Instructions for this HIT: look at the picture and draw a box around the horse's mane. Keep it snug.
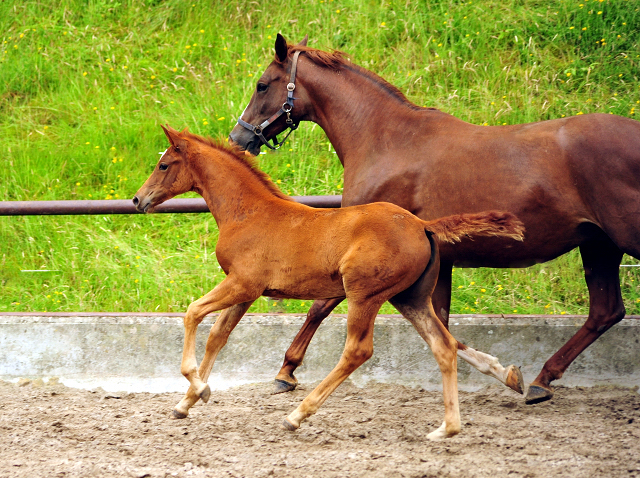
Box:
[178,130,294,202]
[282,44,426,111]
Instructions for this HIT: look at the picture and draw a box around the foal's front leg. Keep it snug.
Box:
[173,301,254,418]
[177,278,257,411]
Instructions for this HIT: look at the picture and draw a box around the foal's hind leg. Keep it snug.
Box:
[425,261,524,394]
[173,301,253,418]
[456,345,524,394]
[391,299,461,440]
[282,299,379,430]
[526,240,625,404]
[274,297,345,394]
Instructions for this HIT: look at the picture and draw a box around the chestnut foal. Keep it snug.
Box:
[133,126,524,439]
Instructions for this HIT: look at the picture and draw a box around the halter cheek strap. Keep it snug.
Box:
[236,50,302,150]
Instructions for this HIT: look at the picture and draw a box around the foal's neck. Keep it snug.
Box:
[192,148,288,229]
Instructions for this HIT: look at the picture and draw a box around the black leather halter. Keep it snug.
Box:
[236,51,302,150]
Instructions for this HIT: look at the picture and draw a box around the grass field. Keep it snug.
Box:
[1,0,639,315]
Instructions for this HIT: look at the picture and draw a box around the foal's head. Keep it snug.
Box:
[229,34,345,155]
[133,125,196,213]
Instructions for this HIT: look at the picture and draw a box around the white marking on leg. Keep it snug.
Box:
[457,347,509,384]
[427,421,449,441]
[285,408,306,429]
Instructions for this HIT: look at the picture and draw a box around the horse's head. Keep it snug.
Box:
[133,125,196,213]
[229,34,310,155]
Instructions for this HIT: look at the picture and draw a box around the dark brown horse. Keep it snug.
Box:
[133,125,524,438]
[229,34,640,404]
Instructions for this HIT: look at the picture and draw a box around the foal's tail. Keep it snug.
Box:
[421,211,525,244]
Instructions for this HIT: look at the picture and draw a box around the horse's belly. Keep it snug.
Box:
[440,237,579,268]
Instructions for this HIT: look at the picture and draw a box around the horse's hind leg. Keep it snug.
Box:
[526,240,625,404]
[274,297,345,394]
[391,298,461,440]
[173,301,253,418]
[282,299,378,430]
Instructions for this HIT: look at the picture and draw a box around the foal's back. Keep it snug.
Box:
[252,201,433,302]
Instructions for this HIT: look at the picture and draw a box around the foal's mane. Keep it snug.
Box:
[282,44,426,111]
[180,131,293,202]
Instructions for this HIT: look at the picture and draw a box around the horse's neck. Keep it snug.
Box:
[193,153,279,229]
[301,62,429,163]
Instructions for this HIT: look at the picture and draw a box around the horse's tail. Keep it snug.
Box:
[420,211,525,244]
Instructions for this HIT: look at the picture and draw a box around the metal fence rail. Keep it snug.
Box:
[0,195,342,216]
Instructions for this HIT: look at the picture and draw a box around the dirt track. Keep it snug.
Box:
[1,379,639,478]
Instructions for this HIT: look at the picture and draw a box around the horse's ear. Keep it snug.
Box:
[161,124,178,147]
[275,33,288,63]
[298,34,308,47]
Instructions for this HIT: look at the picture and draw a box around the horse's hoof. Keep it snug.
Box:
[172,409,188,419]
[272,379,297,395]
[198,384,211,403]
[525,384,554,404]
[505,365,524,395]
[281,418,298,431]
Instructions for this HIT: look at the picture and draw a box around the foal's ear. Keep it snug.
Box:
[275,33,288,63]
[298,34,308,47]
[161,124,179,148]
[161,124,188,152]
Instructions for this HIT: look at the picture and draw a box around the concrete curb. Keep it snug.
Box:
[1,314,638,393]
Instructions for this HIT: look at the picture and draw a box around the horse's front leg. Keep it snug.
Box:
[434,262,523,394]
[176,278,257,414]
[282,299,379,430]
[173,300,254,418]
[274,297,345,394]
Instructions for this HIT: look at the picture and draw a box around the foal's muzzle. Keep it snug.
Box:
[132,195,153,213]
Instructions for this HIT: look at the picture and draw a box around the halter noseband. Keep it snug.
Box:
[236,51,302,150]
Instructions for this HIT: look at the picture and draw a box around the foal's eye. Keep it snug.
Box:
[159,163,168,171]
[257,83,268,93]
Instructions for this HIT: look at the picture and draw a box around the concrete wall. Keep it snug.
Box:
[0,313,638,393]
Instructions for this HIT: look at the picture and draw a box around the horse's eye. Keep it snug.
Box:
[257,83,268,93]
[159,163,168,171]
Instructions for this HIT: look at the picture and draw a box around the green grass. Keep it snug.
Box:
[1,0,639,315]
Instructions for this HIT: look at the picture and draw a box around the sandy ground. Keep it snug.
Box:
[1,378,639,478]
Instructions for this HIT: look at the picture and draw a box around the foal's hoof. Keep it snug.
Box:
[525,384,554,404]
[272,379,297,395]
[426,421,459,441]
[198,384,211,403]
[172,409,188,419]
[281,418,299,431]
[505,365,524,395]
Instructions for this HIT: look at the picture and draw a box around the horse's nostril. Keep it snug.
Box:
[132,196,139,206]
